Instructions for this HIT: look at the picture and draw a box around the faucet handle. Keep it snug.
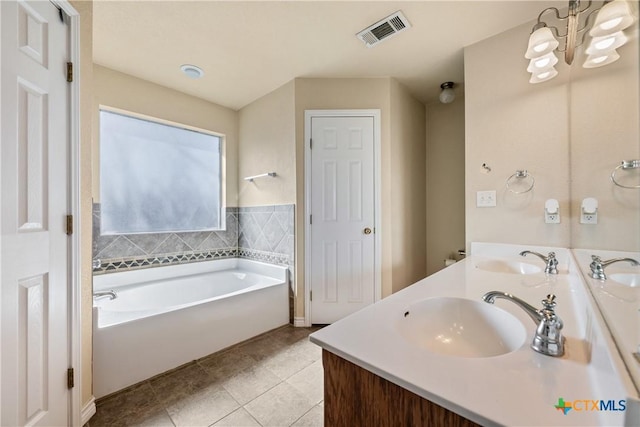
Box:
[546,253,558,273]
[541,294,557,310]
[534,294,564,355]
[541,295,559,322]
[590,255,603,272]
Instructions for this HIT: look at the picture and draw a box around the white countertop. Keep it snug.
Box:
[310,243,638,426]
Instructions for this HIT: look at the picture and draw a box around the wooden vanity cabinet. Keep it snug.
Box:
[322,350,481,427]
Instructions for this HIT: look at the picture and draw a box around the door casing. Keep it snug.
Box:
[304,109,382,327]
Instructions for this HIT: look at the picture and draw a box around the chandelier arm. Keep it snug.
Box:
[546,25,566,39]
[578,4,604,33]
[537,7,569,23]
[536,1,599,38]
[578,0,593,14]
[576,30,590,48]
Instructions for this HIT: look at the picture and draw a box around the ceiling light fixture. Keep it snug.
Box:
[439,82,455,104]
[525,0,636,84]
[180,64,204,79]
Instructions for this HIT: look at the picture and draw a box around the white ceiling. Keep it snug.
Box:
[93,1,561,110]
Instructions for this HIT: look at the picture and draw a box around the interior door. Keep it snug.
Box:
[1,1,71,425]
[310,115,376,324]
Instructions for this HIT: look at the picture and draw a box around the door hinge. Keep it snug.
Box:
[66,215,73,235]
[66,62,73,82]
[309,215,312,225]
[310,138,312,149]
[310,290,313,301]
[67,368,74,389]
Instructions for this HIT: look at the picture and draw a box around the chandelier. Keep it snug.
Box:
[525,0,636,83]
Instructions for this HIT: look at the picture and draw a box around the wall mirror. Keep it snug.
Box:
[568,21,640,393]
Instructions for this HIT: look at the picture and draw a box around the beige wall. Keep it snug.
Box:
[390,80,427,292]
[71,0,94,409]
[569,30,640,251]
[464,22,572,251]
[294,78,393,318]
[92,65,239,206]
[426,97,465,276]
[238,81,295,206]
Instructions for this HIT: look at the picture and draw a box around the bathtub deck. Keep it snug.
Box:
[87,325,324,427]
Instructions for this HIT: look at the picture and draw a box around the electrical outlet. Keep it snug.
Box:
[545,213,560,224]
[581,212,598,224]
[476,190,497,207]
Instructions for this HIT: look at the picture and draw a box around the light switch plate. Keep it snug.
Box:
[477,190,497,207]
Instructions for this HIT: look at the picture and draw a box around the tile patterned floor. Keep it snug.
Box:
[87,326,324,427]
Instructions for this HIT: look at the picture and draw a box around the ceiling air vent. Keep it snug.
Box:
[356,11,411,48]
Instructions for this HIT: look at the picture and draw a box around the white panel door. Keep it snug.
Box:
[310,116,375,324]
[1,1,70,425]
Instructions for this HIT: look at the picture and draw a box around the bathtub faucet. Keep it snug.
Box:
[93,290,117,300]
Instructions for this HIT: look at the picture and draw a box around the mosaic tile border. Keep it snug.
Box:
[238,248,291,267]
[93,248,238,275]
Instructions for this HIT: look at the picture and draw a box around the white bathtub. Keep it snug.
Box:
[92,258,289,398]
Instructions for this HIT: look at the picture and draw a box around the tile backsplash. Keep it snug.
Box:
[92,204,294,274]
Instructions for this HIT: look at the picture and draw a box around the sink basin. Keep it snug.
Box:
[475,259,542,275]
[398,297,526,358]
[609,273,640,288]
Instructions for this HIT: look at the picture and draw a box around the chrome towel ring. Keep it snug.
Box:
[611,160,640,189]
[506,170,535,194]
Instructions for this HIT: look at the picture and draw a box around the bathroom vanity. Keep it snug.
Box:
[310,243,640,426]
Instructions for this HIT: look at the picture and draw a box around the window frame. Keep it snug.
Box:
[98,105,226,235]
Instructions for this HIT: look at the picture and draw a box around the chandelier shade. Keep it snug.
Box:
[585,31,628,55]
[589,0,635,37]
[527,52,559,73]
[529,68,559,84]
[525,27,560,59]
[583,50,621,68]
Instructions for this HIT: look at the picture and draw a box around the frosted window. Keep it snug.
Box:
[100,110,222,234]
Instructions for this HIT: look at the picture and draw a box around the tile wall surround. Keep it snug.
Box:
[237,205,296,323]
[92,204,295,277]
[238,205,294,268]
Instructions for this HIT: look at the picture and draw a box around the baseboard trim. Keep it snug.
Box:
[81,396,96,425]
[293,317,307,327]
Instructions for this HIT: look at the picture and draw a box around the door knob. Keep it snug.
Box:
[363,227,372,235]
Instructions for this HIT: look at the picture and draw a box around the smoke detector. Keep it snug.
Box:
[356,11,411,48]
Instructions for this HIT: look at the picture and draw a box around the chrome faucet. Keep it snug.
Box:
[483,291,564,357]
[589,255,640,280]
[93,290,117,300]
[519,251,558,274]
